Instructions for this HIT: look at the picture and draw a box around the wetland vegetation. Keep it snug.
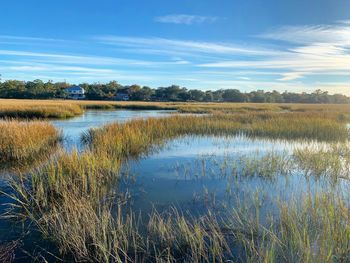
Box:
[0,120,61,166]
[0,100,350,262]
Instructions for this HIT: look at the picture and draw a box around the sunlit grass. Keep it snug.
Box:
[0,100,83,119]
[0,120,61,166]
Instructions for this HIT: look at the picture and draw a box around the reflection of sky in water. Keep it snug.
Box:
[150,135,320,159]
[122,135,349,217]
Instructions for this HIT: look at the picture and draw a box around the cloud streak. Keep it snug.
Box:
[200,21,350,83]
[95,35,280,56]
[154,14,218,25]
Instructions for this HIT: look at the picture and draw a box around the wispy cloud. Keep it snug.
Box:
[258,21,350,46]
[278,72,304,81]
[95,35,280,56]
[0,49,190,67]
[0,35,68,43]
[200,21,350,83]
[154,14,218,25]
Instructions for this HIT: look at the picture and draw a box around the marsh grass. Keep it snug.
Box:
[2,150,122,261]
[2,100,350,262]
[231,151,291,180]
[4,147,350,262]
[0,240,19,263]
[222,191,350,263]
[0,120,61,166]
[0,100,83,119]
[7,166,350,263]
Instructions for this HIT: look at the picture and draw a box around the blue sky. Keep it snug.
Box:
[1,0,350,94]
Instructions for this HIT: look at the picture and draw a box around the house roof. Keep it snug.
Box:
[65,85,84,92]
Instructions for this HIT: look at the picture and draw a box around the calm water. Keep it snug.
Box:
[0,110,349,261]
[119,136,348,218]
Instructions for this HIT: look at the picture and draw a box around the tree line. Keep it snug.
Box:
[0,79,349,104]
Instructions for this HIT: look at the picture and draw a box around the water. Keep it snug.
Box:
[0,110,349,261]
[119,135,346,218]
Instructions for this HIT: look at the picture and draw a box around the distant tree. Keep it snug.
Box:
[0,79,349,104]
[178,89,191,101]
[212,90,224,101]
[203,91,214,102]
[222,89,246,102]
[0,80,26,98]
[189,89,204,101]
[131,86,154,100]
[250,90,266,103]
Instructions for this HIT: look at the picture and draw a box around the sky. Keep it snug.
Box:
[1,0,350,94]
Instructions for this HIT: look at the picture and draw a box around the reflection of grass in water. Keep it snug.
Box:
[173,150,291,182]
[294,143,350,181]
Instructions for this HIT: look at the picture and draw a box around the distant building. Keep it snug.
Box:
[65,85,85,99]
[116,93,130,101]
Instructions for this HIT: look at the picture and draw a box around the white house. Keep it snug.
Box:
[65,85,85,99]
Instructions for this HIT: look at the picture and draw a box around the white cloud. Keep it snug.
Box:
[278,72,304,81]
[0,49,191,67]
[0,35,68,43]
[95,35,280,56]
[154,14,218,25]
[259,22,350,46]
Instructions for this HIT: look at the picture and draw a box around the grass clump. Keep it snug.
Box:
[0,120,61,166]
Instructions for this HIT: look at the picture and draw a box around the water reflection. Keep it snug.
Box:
[119,135,349,218]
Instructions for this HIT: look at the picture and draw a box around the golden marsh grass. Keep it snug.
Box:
[0,120,61,165]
